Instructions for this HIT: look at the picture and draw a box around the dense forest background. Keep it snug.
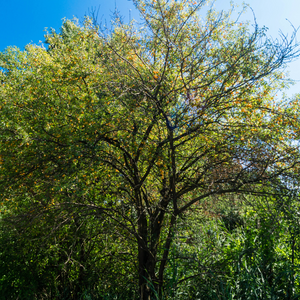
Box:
[2,191,300,299]
[1,0,300,299]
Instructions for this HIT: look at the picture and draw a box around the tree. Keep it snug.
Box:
[1,0,300,298]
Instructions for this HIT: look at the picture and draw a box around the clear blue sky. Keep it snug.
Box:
[1,0,299,96]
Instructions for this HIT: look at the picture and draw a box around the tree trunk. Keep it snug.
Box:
[137,208,176,299]
[138,246,157,300]
[138,211,160,300]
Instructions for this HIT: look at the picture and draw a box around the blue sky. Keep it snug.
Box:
[1,0,299,96]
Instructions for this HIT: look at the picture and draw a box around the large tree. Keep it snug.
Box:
[1,0,300,298]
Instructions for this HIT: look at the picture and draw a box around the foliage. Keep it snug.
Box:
[0,0,300,298]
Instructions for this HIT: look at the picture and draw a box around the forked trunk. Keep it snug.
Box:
[138,211,159,300]
[138,210,176,299]
[138,245,158,300]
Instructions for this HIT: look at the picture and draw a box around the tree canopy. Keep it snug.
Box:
[1,0,300,298]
